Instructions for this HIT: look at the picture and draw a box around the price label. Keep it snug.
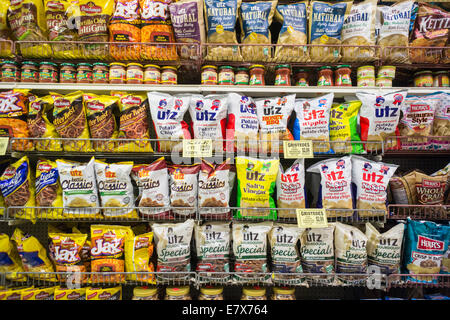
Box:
[183,139,213,158]
[283,140,313,159]
[296,208,328,229]
[0,137,9,155]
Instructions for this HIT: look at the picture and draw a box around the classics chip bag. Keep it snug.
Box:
[35,159,64,220]
[329,100,363,154]
[0,233,26,281]
[276,159,306,218]
[125,231,155,284]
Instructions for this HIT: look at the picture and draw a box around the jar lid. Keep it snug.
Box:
[249,64,265,70]
[414,70,432,76]
[40,61,58,67]
[219,65,234,70]
[133,286,158,297]
[127,63,144,68]
[273,287,295,295]
[294,68,308,73]
[376,77,392,81]
[77,62,92,67]
[357,65,375,70]
[318,66,332,71]
[162,66,178,71]
[242,287,266,297]
[200,287,223,296]
[379,65,395,69]
[110,62,127,67]
[202,65,218,70]
[336,64,351,69]
[93,62,109,67]
[60,63,76,67]
[22,61,39,66]
[434,71,448,75]
[2,60,17,65]
[275,64,291,70]
[236,67,249,71]
[166,287,189,296]
[144,64,160,69]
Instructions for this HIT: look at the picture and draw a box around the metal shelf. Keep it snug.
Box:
[388,205,449,221]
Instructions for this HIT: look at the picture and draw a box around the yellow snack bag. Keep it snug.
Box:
[54,287,86,300]
[330,101,364,154]
[0,1,13,57]
[0,286,33,300]
[22,286,57,300]
[36,159,64,220]
[86,286,122,300]
[0,233,26,281]
[125,231,155,284]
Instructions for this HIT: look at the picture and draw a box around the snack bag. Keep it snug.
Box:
[56,157,102,219]
[125,231,155,284]
[307,157,353,217]
[366,222,404,275]
[225,93,259,152]
[90,225,133,283]
[351,156,398,217]
[54,287,86,300]
[0,89,29,117]
[0,118,33,152]
[84,93,119,152]
[86,286,122,300]
[235,156,279,219]
[0,287,33,300]
[0,2,12,57]
[22,286,57,300]
[415,171,447,205]
[36,159,64,220]
[168,163,200,217]
[356,90,408,152]
[239,0,277,61]
[131,157,171,218]
[94,160,137,219]
[274,1,309,62]
[293,93,334,153]
[341,0,376,62]
[329,101,363,154]
[0,233,26,281]
[308,1,352,62]
[276,159,306,218]
[0,156,36,222]
[427,93,450,150]
[389,171,416,205]
[147,92,191,152]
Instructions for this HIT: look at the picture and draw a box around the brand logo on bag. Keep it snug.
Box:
[80,2,102,14]
[423,179,441,188]
[70,169,82,177]
[54,99,71,108]
[87,101,105,111]
[410,104,431,112]
[239,97,256,114]
[417,235,444,251]
[418,16,450,33]
[47,1,65,10]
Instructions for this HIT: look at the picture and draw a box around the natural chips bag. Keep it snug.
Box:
[276,159,306,218]
[235,156,279,219]
[125,231,155,284]
[35,159,64,220]
[0,233,26,281]
[329,100,363,154]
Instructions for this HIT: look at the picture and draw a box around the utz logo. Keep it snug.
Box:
[195,100,204,111]
[173,168,184,180]
[158,99,167,110]
[318,99,327,108]
[393,94,403,105]
[211,99,220,111]
[379,165,390,175]
[80,1,102,14]
[246,162,255,171]
[321,164,329,173]
[375,96,385,107]
[336,160,345,169]
[196,100,217,121]
[374,103,399,118]
[174,99,182,110]
[417,235,444,251]
[240,97,256,114]
[363,162,372,171]
[291,162,301,172]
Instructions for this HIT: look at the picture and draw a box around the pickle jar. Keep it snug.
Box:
[274,64,291,86]
[132,287,159,300]
[249,65,265,86]
[201,65,218,85]
[60,63,76,83]
[1,60,19,82]
[92,62,109,84]
[21,61,39,83]
[198,287,224,300]
[165,287,191,300]
[161,66,178,85]
[76,63,93,83]
[241,287,267,300]
[235,67,249,85]
[271,287,296,300]
[218,66,234,85]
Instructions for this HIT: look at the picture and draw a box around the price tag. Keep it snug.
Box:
[183,139,213,158]
[296,208,328,228]
[0,137,9,155]
[283,140,313,159]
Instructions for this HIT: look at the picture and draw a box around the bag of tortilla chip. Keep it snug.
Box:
[0,233,26,281]
[125,231,155,284]
[36,159,64,220]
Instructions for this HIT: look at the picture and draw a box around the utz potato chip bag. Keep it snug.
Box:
[35,159,64,219]
[330,101,363,154]
[125,232,155,284]
[22,286,57,300]
[276,159,306,218]
[168,163,200,217]
[54,287,86,300]
[86,286,122,300]
[0,233,26,281]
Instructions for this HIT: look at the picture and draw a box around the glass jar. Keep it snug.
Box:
[76,63,93,83]
[271,287,296,300]
[377,66,396,79]
[127,63,144,84]
[317,66,333,86]
[39,62,58,83]
[1,60,19,82]
[164,287,191,300]
[335,65,352,86]
[433,71,449,87]
[161,66,178,85]
[198,287,224,300]
[235,67,249,85]
[357,76,375,87]
[274,64,291,86]
[376,77,392,87]
[414,71,433,87]
[132,287,158,300]
[21,61,39,83]
[144,64,161,84]
[218,66,234,85]
[241,287,267,300]
[59,63,76,83]
[92,62,109,84]
[201,65,218,85]
[249,65,265,86]
[109,62,127,84]
[293,69,309,86]
[357,66,375,79]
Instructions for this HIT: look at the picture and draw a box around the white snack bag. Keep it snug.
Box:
[168,163,200,217]
[276,159,306,218]
[147,92,191,152]
[293,93,334,153]
[307,156,353,217]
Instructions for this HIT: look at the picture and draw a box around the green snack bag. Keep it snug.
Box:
[330,101,364,154]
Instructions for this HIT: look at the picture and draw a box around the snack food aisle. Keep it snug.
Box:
[0,0,449,302]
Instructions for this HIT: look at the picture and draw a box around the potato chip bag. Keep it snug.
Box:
[0,233,26,281]
[276,159,306,218]
[54,287,86,300]
[36,159,64,220]
[427,92,450,150]
[329,100,363,154]
[0,2,12,57]
[86,286,122,300]
[0,118,33,152]
[389,171,416,205]
[168,163,200,217]
[125,231,155,284]
[22,286,57,300]
[415,171,448,205]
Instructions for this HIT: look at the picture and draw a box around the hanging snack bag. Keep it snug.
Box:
[415,171,448,205]
[356,90,408,152]
[125,231,155,284]
[276,159,306,218]
[0,2,12,57]
[307,157,353,217]
[22,286,57,300]
[389,171,416,205]
[308,1,352,62]
[168,163,200,217]
[427,92,450,150]
[35,159,64,219]
[235,156,279,219]
[147,92,191,152]
[329,101,363,154]
[86,286,122,300]
[0,233,26,281]
[54,287,86,300]
[293,93,334,154]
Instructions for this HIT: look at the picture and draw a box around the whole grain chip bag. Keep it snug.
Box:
[0,156,35,222]
[308,1,352,62]
[56,157,101,218]
[235,156,279,219]
[293,93,334,153]
[403,219,450,283]
[225,93,259,152]
[94,160,137,219]
[147,92,191,152]
[255,94,295,154]
[168,163,200,217]
[35,159,64,220]
[83,93,119,152]
[307,156,353,217]
[132,157,170,218]
[276,159,306,218]
[330,101,363,154]
[239,0,277,61]
[0,233,26,281]
[232,222,273,282]
[366,222,404,275]
[189,94,228,152]
[356,90,408,152]
[415,171,448,205]
[125,231,155,284]
[152,219,195,280]
[90,224,133,283]
[351,156,398,217]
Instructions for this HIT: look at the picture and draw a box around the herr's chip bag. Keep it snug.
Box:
[0,233,26,281]
[415,171,447,205]
[356,90,408,152]
[329,100,363,154]
[35,159,64,220]
[235,156,279,219]
[293,93,334,154]
[168,163,200,217]
[389,171,416,205]
[276,159,306,218]
[428,92,450,150]
[125,231,155,284]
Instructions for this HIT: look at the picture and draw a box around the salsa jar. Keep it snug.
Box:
[357,66,375,79]
[127,63,144,84]
[433,71,449,87]
[132,287,158,300]
[357,76,375,87]
[109,62,127,84]
[59,63,76,83]
[274,64,291,86]
[271,287,296,300]
[144,64,161,84]
[1,60,19,82]
[377,65,396,79]
[249,65,265,86]
[293,69,309,86]
[335,65,352,86]
[414,71,433,87]
[376,77,392,87]
[164,287,191,300]
[161,66,178,85]
[235,67,249,85]
[198,287,224,300]
[39,62,58,83]
[21,61,39,83]
[201,65,218,85]
[92,62,109,84]
[76,63,93,83]
[241,287,267,300]
[317,66,333,86]
[218,66,234,85]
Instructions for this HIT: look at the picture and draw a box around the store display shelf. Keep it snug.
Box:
[386,274,450,289]
[387,205,449,220]
[384,136,450,157]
